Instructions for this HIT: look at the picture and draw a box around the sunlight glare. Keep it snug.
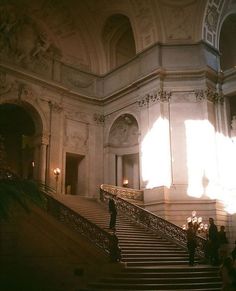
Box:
[141,117,171,189]
[185,119,236,213]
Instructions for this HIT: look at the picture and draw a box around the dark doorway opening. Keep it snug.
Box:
[123,153,140,189]
[0,103,35,178]
[65,153,86,195]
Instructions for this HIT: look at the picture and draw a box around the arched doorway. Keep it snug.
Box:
[0,102,44,181]
[107,114,140,189]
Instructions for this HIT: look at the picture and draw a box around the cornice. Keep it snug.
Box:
[0,61,225,106]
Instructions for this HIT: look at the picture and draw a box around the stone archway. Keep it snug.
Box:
[107,114,140,189]
[0,102,47,182]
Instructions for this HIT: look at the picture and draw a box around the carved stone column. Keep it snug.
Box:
[39,141,47,183]
[33,144,39,180]
[133,161,140,189]
[116,155,123,187]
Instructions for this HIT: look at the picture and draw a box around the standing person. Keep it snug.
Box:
[109,232,121,262]
[208,217,219,265]
[109,197,117,230]
[218,225,229,263]
[186,221,197,266]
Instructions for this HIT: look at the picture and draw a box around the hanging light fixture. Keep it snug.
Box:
[182,211,208,236]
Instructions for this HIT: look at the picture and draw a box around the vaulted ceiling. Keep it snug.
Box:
[0,0,235,75]
[0,0,208,74]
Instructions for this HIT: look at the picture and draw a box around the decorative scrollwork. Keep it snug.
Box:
[101,184,143,201]
[101,185,206,258]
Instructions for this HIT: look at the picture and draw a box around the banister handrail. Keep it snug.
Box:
[100,184,207,258]
[100,184,143,201]
[36,184,114,256]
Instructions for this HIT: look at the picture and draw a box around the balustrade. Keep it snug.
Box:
[100,185,206,258]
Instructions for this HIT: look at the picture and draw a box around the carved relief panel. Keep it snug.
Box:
[0,4,61,77]
[64,119,89,153]
[109,114,139,147]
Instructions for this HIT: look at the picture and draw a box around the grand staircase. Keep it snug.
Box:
[55,194,222,291]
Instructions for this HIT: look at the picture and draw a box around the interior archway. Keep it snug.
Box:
[108,114,140,189]
[102,14,136,71]
[219,13,236,71]
[0,103,42,179]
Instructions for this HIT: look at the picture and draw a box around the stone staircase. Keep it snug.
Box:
[57,195,222,291]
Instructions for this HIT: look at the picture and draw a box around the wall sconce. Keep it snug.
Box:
[53,168,61,193]
[53,167,61,178]
[123,179,129,187]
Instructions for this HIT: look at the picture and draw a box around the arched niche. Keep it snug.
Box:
[102,14,136,71]
[107,114,140,189]
[109,114,139,147]
[219,13,236,71]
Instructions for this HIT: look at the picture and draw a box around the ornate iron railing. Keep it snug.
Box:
[100,185,207,258]
[100,184,143,201]
[37,184,113,256]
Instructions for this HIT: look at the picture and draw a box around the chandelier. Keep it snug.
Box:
[182,211,208,236]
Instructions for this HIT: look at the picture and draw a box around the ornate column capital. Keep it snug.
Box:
[93,113,105,124]
[49,101,63,113]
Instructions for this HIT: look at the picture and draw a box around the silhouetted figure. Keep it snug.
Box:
[109,197,117,230]
[219,256,236,291]
[208,217,219,265]
[186,221,197,266]
[109,232,121,262]
[218,225,228,263]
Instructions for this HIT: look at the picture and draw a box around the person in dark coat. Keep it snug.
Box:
[109,232,121,262]
[109,197,117,230]
[208,217,219,265]
[218,225,228,263]
[186,221,197,266]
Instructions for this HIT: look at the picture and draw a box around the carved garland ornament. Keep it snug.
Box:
[138,89,171,107]
[195,88,224,104]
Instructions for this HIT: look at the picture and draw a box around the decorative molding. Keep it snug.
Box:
[131,0,155,48]
[41,133,50,145]
[138,89,171,107]
[17,82,34,100]
[203,0,224,47]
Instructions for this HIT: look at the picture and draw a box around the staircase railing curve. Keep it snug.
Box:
[36,183,115,257]
[100,184,207,258]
